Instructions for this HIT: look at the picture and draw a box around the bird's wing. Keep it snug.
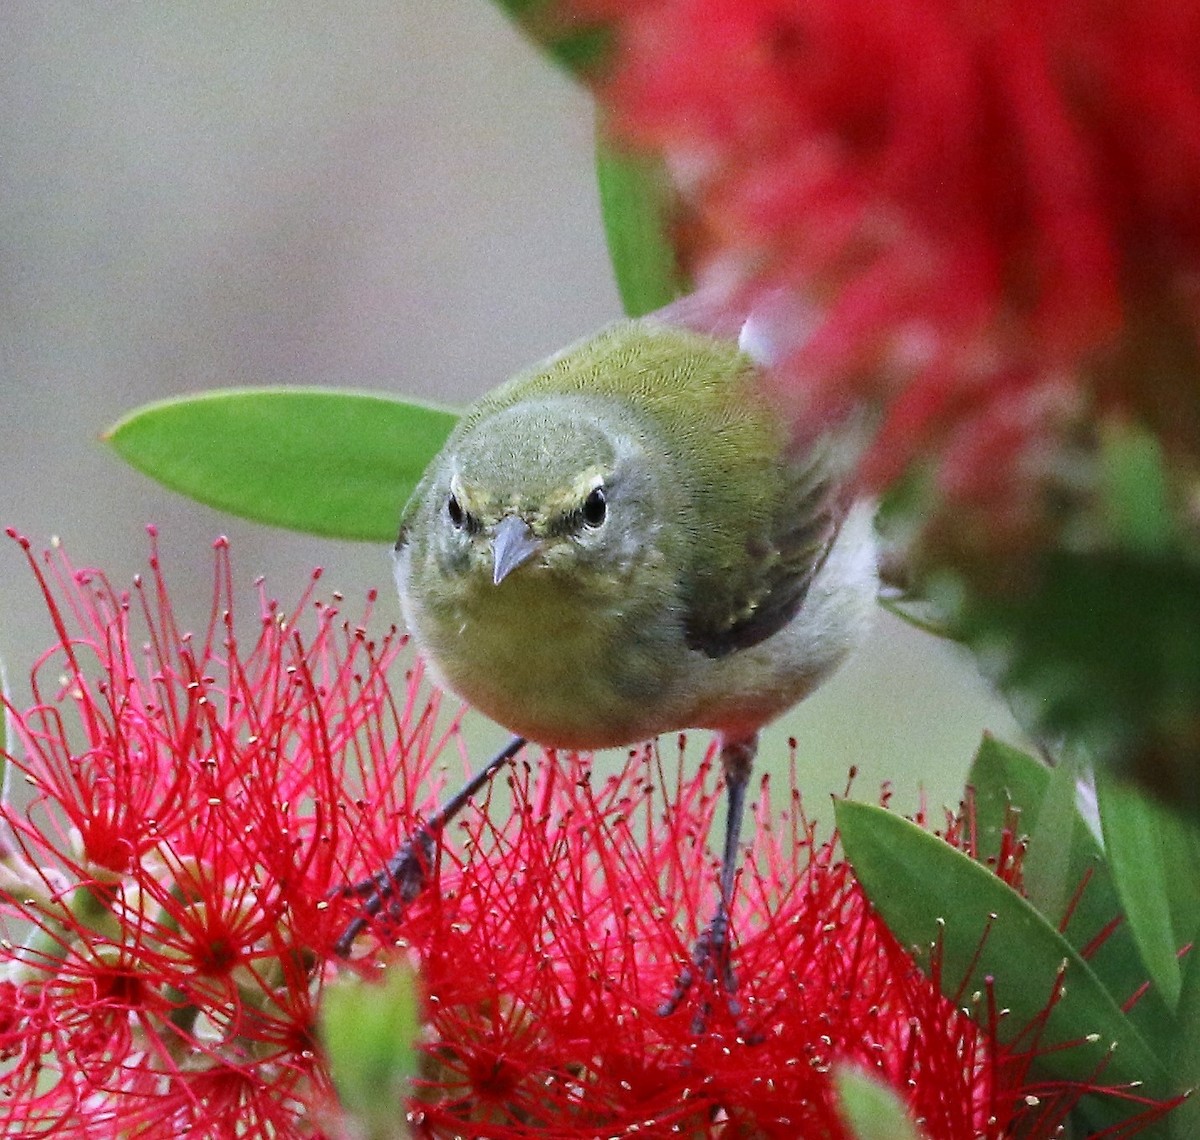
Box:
[682,453,845,659]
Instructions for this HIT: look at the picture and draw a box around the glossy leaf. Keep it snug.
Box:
[964,735,1046,868]
[1168,947,1200,1136]
[833,1065,926,1140]
[836,800,1172,1113]
[969,734,1166,1041]
[596,131,689,318]
[1097,770,1200,1012]
[964,739,1171,1051]
[1020,749,1082,923]
[966,736,1175,1046]
[106,388,457,542]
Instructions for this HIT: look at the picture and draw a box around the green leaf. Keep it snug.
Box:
[833,1065,926,1140]
[106,388,457,542]
[836,800,1173,1119]
[1168,946,1200,1136]
[969,739,1177,1050]
[1100,420,1175,554]
[489,0,613,79]
[957,550,1200,814]
[1021,749,1084,925]
[595,131,689,318]
[321,964,419,1140]
[964,735,1046,868]
[966,736,1175,1047]
[1097,770,1200,1012]
[876,592,954,640]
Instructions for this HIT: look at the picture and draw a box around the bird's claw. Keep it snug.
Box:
[658,917,742,1033]
[334,827,438,957]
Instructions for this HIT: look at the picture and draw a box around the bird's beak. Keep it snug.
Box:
[491,515,541,585]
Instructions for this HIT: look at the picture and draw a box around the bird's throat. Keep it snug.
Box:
[415,569,677,749]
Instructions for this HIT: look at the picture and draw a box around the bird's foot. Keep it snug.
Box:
[333,826,438,957]
[332,737,526,958]
[658,916,743,1034]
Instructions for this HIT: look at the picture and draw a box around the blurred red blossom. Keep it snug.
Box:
[589,0,1200,545]
[0,534,1177,1136]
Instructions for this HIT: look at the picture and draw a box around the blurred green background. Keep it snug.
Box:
[0,1,1022,820]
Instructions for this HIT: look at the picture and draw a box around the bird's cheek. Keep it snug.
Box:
[619,530,666,575]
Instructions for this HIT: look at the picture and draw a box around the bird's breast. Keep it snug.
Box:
[401,559,687,750]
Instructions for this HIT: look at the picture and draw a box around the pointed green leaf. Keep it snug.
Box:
[106,388,457,542]
[489,0,613,79]
[1097,770,1200,1012]
[836,800,1172,1114]
[876,592,954,640]
[966,736,1174,1044]
[1022,750,1084,924]
[1168,946,1200,1137]
[833,1065,927,1140]
[965,735,1047,869]
[596,131,689,318]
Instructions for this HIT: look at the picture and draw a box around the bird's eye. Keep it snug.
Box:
[446,493,465,529]
[582,485,607,528]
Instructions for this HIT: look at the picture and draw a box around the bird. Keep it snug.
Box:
[342,307,878,1015]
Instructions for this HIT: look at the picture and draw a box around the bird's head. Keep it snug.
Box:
[407,395,664,594]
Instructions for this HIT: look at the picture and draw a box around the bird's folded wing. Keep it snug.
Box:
[682,453,844,659]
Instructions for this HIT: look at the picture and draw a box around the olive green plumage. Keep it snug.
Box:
[395,317,877,750]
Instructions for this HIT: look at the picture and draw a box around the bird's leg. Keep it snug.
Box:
[659,733,756,1026]
[334,735,526,957]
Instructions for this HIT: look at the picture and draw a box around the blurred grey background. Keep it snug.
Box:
[1,2,1021,818]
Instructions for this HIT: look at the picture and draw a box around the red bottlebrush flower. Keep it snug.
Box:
[0,529,458,1137]
[0,532,1178,1136]
[390,746,1176,1139]
[592,0,1200,551]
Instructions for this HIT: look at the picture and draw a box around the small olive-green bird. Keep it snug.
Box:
[387,310,877,1004]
